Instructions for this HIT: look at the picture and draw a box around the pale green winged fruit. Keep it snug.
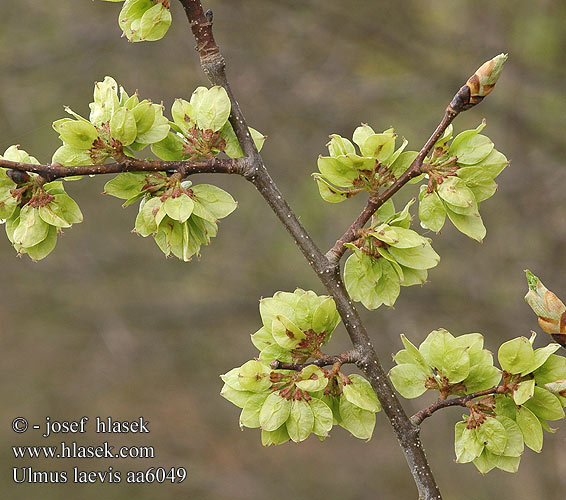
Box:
[418,120,508,242]
[344,200,439,310]
[221,290,380,445]
[1,161,83,260]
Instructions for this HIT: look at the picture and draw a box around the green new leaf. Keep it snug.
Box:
[258,344,292,363]
[292,292,316,331]
[434,124,453,150]
[344,252,383,310]
[375,199,396,223]
[458,172,498,203]
[399,266,428,287]
[384,226,427,249]
[369,224,398,245]
[468,148,508,177]
[448,121,488,164]
[387,199,414,228]
[490,453,521,474]
[4,208,20,244]
[455,332,484,353]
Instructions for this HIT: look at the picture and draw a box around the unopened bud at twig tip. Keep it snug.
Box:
[524,270,566,343]
[450,53,508,112]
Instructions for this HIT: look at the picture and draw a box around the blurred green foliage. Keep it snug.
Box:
[1,1,566,499]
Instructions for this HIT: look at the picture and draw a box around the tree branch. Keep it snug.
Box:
[178,1,442,498]
[325,107,458,265]
[410,386,505,427]
[269,350,359,371]
[0,157,248,181]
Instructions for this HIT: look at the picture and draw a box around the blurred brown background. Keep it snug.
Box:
[1,1,565,499]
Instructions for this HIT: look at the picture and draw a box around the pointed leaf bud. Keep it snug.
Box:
[545,380,566,397]
[450,53,508,112]
[524,270,566,347]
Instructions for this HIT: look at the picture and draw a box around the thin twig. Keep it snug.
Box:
[177,1,442,498]
[0,157,248,181]
[270,350,359,371]
[325,108,458,265]
[410,386,505,427]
